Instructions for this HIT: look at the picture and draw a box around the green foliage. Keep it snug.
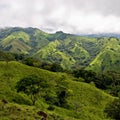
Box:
[0,61,115,119]
[0,27,120,72]
[22,57,39,66]
[0,30,31,54]
[47,105,55,111]
[55,75,68,107]
[73,69,96,82]
[0,103,42,120]
[73,69,120,98]
[87,37,120,73]
[0,27,119,120]
[12,93,32,105]
[16,75,49,105]
[49,63,63,72]
[73,69,119,91]
[0,51,15,63]
[22,57,63,72]
[104,98,120,120]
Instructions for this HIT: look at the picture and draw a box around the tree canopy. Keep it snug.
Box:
[104,98,120,120]
[16,75,48,105]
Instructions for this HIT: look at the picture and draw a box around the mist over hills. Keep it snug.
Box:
[0,27,120,72]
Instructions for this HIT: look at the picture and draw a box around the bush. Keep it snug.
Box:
[47,105,55,111]
[104,98,120,120]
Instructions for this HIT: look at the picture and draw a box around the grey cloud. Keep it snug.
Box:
[59,0,120,16]
[0,0,120,33]
[90,0,120,16]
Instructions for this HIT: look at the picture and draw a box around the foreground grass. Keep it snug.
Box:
[0,61,114,119]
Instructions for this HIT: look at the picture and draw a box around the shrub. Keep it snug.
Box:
[47,105,55,111]
[104,98,120,120]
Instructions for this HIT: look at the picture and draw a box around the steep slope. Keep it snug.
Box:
[0,31,31,54]
[33,29,49,49]
[34,40,76,69]
[0,61,114,119]
[0,27,50,54]
[87,38,120,73]
[0,27,120,72]
[34,37,92,69]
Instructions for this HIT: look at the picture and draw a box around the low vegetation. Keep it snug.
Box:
[0,27,120,72]
[0,61,115,119]
[0,27,120,119]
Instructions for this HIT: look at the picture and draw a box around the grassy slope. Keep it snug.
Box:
[87,38,120,73]
[34,29,50,49]
[34,37,92,69]
[0,31,31,54]
[0,28,119,72]
[0,61,114,120]
[34,40,76,69]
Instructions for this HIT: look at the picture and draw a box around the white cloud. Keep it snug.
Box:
[0,0,120,34]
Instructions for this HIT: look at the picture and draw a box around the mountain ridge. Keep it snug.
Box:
[0,27,120,72]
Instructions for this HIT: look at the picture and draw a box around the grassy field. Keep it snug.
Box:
[0,61,115,120]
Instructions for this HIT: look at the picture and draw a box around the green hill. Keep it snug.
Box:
[0,61,114,119]
[87,37,120,73]
[0,27,120,72]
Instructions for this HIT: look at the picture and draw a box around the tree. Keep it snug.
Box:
[22,57,39,66]
[104,98,120,120]
[4,53,15,64]
[55,75,70,108]
[73,69,97,83]
[16,75,48,105]
[50,63,63,72]
[0,51,15,63]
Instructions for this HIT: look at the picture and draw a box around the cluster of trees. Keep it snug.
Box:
[0,51,25,63]
[0,51,63,72]
[104,98,120,120]
[73,69,120,97]
[16,75,69,108]
[0,51,15,63]
[72,69,120,119]
[16,75,49,105]
[22,57,63,72]
[1,50,120,119]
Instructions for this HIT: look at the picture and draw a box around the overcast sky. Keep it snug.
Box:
[0,0,120,34]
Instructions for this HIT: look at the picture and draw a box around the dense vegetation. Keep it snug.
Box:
[104,98,120,120]
[0,61,115,120]
[73,69,120,96]
[0,27,120,119]
[0,27,120,72]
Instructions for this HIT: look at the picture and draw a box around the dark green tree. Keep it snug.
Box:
[50,63,63,72]
[73,69,96,82]
[104,98,120,120]
[55,75,70,108]
[16,75,48,105]
[0,51,15,63]
[22,57,39,66]
[4,53,15,64]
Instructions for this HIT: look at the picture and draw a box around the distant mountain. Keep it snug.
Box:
[0,27,120,72]
[79,33,120,38]
[86,37,120,72]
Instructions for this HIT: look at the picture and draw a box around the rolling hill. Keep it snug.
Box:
[0,61,114,120]
[87,37,120,72]
[0,27,120,72]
